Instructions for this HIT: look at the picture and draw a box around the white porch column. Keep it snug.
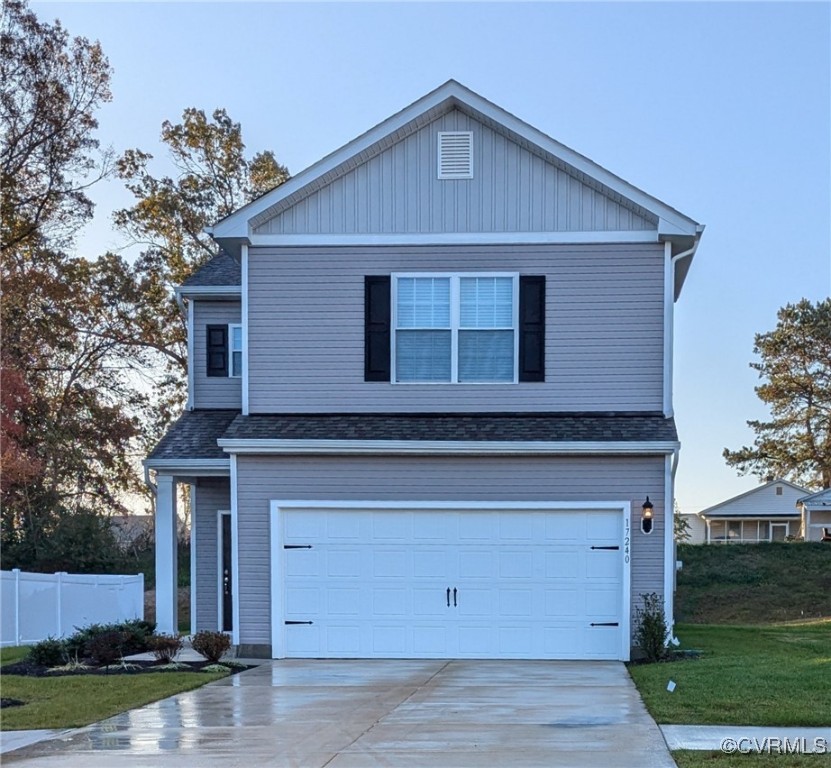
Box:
[155,474,178,635]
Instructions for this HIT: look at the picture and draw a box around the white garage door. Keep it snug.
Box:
[271,504,629,660]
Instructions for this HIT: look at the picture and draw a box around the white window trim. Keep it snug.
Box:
[229,323,242,379]
[391,272,519,384]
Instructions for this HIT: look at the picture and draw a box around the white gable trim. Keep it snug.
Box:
[210,80,699,242]
[246,231,659,247]
[218,439,679,456]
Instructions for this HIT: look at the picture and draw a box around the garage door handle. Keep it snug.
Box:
[590,622,619,627]
[590,546,620,550]
[284,544,313,549]
[453,588,457,607]
[446,588,451,607]
[285,621,314,625]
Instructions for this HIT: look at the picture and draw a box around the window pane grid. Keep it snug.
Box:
[394,275,516,383]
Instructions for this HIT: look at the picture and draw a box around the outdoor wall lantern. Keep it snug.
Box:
[641,496,654,534]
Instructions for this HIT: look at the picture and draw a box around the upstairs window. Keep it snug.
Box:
[393,274,516,383]
[206,323,242,378]
[230,324,242,378]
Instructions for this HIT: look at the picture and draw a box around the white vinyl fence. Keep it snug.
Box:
[1,570,144,647]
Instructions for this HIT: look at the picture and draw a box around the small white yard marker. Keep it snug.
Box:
[667,680,677,693]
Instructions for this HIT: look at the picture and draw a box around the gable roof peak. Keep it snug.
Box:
[210,80,702,258]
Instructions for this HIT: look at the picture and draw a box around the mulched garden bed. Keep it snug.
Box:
[1,659,253,678]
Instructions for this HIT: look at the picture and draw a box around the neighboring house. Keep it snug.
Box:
[798,488,831,542]
[145,80,704,661]
[693,479,810,544]
[679,511,707,545]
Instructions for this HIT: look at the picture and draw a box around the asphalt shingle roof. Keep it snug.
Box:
[181,253,240,287]
[147,410,239,460]
[221,412,677,443]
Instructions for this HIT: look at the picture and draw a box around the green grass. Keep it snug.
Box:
[676,543,831,624]
[1,646,31,666]
[629,621,831,726]
[0,670,228,730]
[673,751,831,767]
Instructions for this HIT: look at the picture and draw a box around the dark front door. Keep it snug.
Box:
[221,513,233,631]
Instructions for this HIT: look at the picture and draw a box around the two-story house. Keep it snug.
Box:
[145,80,703,661]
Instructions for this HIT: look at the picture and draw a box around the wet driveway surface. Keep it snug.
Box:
[4,659,675,767]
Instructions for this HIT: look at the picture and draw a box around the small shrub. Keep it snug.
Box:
[28,637,67,667]
[86,631,125,667]
[201,663,232,675]
[147,633,183,663]
[634,592,668,663]
[219,659,247,670]
[64,619,155,659]
[191,631,231,663]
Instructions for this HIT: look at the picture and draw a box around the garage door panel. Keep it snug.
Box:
[286,586,320,616]
[327,587,361,616]
[545,551,580,578]
[373,588,407,616]
[499,589,533,616]
[545,588,579,617]
[585,587,619,618]
[413,549,447,577]
[325,513,363,540]
[499,513,535,540]
[456,587,492,616]
[458,512,496,540]
[498,551,533,577]
[278,506,626,660]
[458,550,492,577]
[372,625,407,654]
[285,550,319,577]
[413,586,448,616]
[327,549,362,577]
[586,552,619,580]
[413,625,449,654]
[373,549,410,577]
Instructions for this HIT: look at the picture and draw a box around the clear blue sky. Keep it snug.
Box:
[35,1,831,511]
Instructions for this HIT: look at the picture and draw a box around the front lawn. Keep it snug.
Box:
[0,670,228,730]
[628,621,831,726]
[674,752,831,767]
[1,646,31,666]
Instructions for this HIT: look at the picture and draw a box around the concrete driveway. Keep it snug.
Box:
[4,660,675,767]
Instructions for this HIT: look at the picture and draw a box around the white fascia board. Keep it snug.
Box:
[218,439,679,456]
[175,286,241,300]
[144,458,230,476]
[212,80,699,240]
[247,231,659,247]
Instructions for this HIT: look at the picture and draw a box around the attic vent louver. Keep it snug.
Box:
[438,131,473,179]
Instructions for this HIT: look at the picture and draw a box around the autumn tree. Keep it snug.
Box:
[113,108,289,428]
[724,298,831,489]
[1,0,112,254]
[1,1,147,569]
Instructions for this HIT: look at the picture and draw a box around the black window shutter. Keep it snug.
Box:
[519,276,545,382]
[364,276,391,382]
[206,325,228,378]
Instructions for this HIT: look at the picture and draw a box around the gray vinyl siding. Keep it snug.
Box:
[193,478,230,632]
[192,301,241,409]
[248,243,665,413]
[235,454,666,647]
[253,110,656,236]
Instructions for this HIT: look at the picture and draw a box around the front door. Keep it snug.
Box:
[220,512,233,631]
